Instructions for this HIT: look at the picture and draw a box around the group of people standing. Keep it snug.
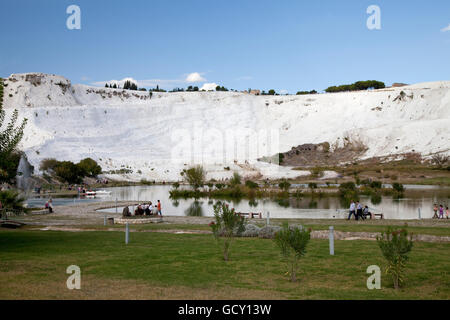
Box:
[433,204,449,219]
[347,200,371,220]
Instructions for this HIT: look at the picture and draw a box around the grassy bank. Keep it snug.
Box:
[0,229,448,299]
[292,159,450,186]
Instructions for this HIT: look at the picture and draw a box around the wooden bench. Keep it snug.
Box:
[370,213,384,220]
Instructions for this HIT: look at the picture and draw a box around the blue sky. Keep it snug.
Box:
[1,0,449,93]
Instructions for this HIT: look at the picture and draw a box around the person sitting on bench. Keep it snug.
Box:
[362,206,372,219]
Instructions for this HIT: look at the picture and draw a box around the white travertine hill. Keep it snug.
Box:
[2,73,449,182]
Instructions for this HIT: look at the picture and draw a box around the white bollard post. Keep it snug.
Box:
[125,222,129,244]
[418,208,421,220]
[266,211,270,226]
[115,198,118,214]
[104,214,107,226]
[329,226,335,256]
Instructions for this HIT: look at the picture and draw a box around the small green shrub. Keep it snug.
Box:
[210,201,246,261]
[274,223,311,282]
[377,227,413,289]
[229,172,241,186]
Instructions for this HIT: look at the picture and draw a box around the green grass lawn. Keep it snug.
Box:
[0,229,448,299]
[46,219,450,237]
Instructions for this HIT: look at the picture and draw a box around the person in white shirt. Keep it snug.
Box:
[348,200,356,220]
[356,201,363,220]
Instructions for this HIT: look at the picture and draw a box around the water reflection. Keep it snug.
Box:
[185,201,204,217]
[28,184,450,220]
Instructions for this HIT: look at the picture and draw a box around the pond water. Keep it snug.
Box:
[27,185,450,220]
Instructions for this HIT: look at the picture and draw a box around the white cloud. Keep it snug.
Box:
[200,83,218,91]
[280,89,288,95]
[80,76,90,81]
[185,72,206,83]
[441,24,450,32]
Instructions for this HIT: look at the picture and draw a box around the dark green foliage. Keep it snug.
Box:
[279,180,291,191]
[296,90,317,95]
[377,227,413,289]
[40,158,102,182]
[274,222,311,282]
[77,158,102,177]
[0,190,26,211]
[215,183,225,190]
[392,183,405,193]
[0,151,21,183]
[278,153,284,164]
[54,161,84,184]
[123,80,138,91]
[325,80,385,93]
[245,180,259,189]
[370,180,382,189]
[308,182,317,190]
[210,201,246,261]
[215,86,228,92]
[186,86,199,92]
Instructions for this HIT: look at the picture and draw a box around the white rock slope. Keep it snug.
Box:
[2,73,449,182]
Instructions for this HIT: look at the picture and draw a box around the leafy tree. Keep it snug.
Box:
[184,165,206,190]
[173,182,180,190]
[210,201,246,261]
[0,151,21,183]
[325,80,385,93]
[274,223,311,282]
[377,227,413,289]
[39,158,59,172]
[77,158,102,177]
[54,161,84,184]
[268,89,276,95]
[0,78,28,183]
[123,80,138,91]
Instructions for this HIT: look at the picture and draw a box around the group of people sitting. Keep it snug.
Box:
[122,200,162,217]
[347,200,372,220]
